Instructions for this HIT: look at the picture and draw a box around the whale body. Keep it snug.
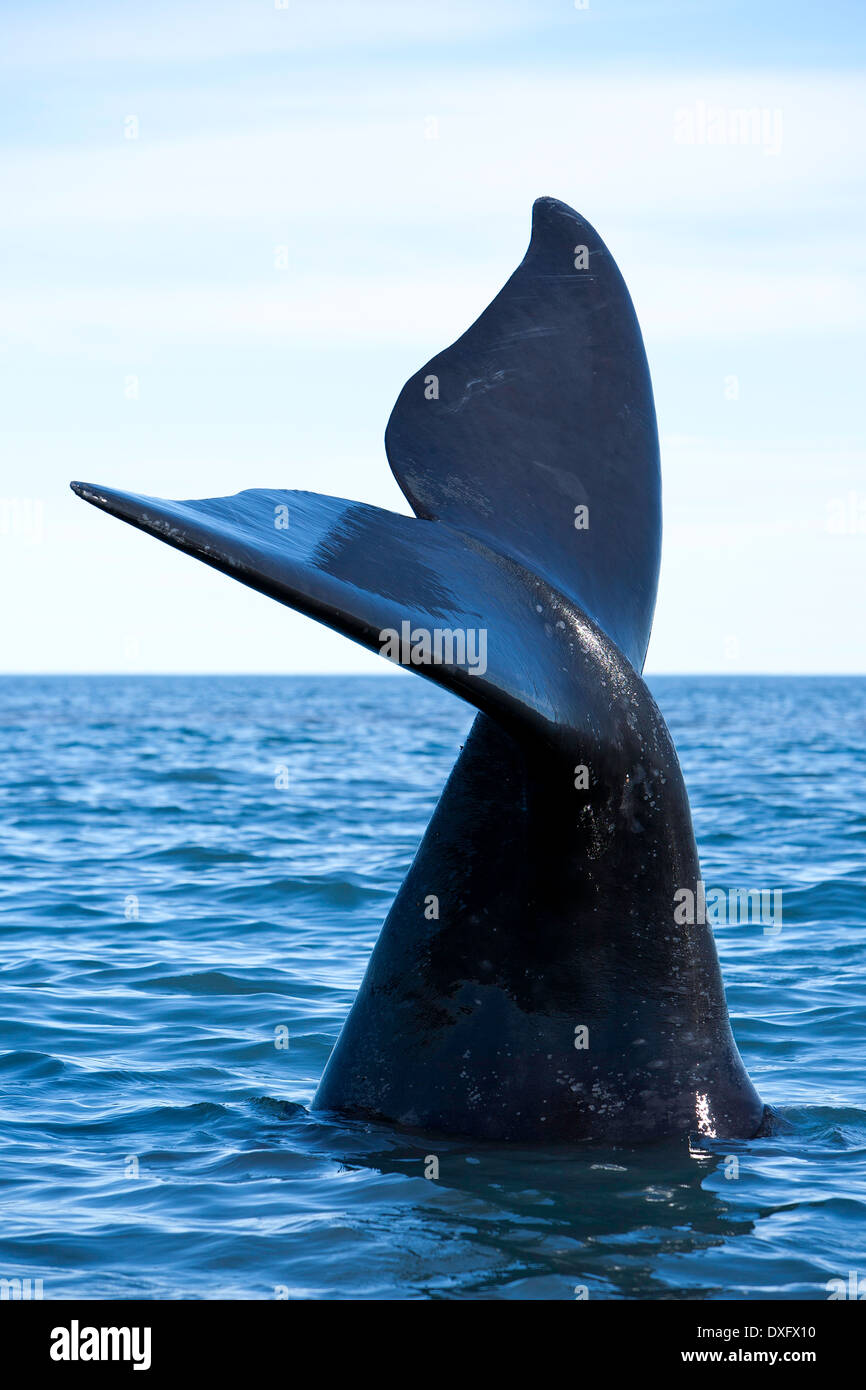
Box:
[71,197,764,1143]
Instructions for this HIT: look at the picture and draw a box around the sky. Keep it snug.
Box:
[1,0,864,674]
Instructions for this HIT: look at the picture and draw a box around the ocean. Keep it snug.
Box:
[0,673,863,1300]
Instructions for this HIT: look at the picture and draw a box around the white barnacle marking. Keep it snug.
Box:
[695,1090,716,1138]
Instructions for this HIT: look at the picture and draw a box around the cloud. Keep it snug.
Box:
[3,260,863,363]
[2,15,864,673]
[2,70,864,229]
[2,67,864,354]
[0,0,538,67]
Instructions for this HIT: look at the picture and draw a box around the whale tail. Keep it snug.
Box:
[72,198,659,722]
[71,198,763,1142]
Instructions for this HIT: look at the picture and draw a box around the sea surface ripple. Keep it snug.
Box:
[0,674,863,1299]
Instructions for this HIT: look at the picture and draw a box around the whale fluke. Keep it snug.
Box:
[71,198,764,1143]
[67,480,633,755]
[386,197,661,672]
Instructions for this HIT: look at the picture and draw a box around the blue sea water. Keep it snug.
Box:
[0,673,863,1301]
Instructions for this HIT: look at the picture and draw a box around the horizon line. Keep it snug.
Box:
[0,670,863,680]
